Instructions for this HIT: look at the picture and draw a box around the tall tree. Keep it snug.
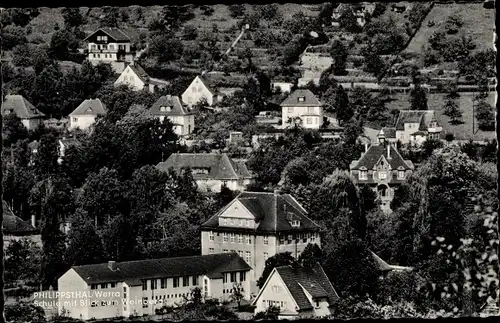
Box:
[61,7,84,28]
[330,40,348,75]
[30,63,64,117]
[257,252,297,288]
[100,7,119,27]
[33,132,59,179]
[409,84,428,111]
[2,114,29,147]
[65,211,104,266]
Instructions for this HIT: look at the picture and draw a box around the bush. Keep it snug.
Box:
[444,14,463,35]
[182,25,198,40]
[238,304,256,312]
[5,302,46,322]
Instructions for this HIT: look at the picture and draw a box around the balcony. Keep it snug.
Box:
[89,48,120,54]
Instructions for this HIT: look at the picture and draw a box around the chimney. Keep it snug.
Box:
[166,94,172,101]
[274,189,280,195]
[364,143,368,153]
[31,214,36,228]
[108,261,117,271]
[387,144,391,159]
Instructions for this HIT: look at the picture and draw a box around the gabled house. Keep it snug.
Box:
[69,99,107,131]
[252,264,339,319]
[349,132,414,212]
[280,89,323,129]
[84,27,134,73]
[1,95,45,130]
[114,62,170,93]
[385,110,443,145]
[181,73,245,107]
[156,153,253,192]
[200,191,322,294]
[57,253,252,320]
[2,201,41,249]
[150,95,195,137]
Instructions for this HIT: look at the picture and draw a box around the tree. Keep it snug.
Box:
[1,25,28,50]
[161,5,194,31]
[475,100,495,131]
[61,7,84,28]
[330,40,348,75]
[257,252,297,288]
[182,24,198,40]
[443,98,462,125]
[2,113,29,147]
[5,303,46,323]
[33,132,59,178]
[100,7,119,27]
[444,14,463,35]
[230,283,245,310]
[4,239,42,285]
[30,63,64,117]
[149,35,184,63]
[339,6,360,33]
[258,4,280,22]
[298,243,322,267]
[365,52,385,79]
[50,29,79,60]
[64,211,104,266]
[229,4,245,18]
[409,84,428,111]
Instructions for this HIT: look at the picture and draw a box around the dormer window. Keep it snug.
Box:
[379,171,387,179]
[359,170,368,180]
[192,168,209,175]
[291,220,300,227]
[160,106,172,112]
[398,170,405,179]
[86,108,93,113]
[298,96,305,102]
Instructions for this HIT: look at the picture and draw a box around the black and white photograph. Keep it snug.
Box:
[0,1,498,321]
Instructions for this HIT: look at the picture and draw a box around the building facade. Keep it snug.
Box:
[1,95,45,130]
[383,110,443,146]
[57,254,251,320]
[182,75,222,107]
[114,62,170,93]
[200,191,322,294]
[84,28,134,73]
[156,153,253,192]
[150,95,195,137]
[69,99,107,131]
[349,132,414,212]
[280,89,323,129]
[252,264,339,320]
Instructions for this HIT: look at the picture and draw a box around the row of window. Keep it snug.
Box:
[222,271,246,284]
[141,276,199,291]
[90,282,117,290]
[358,170,405,180]
[278,232,318,245]
[141,294,190,308]
[305,117,319,125]
[287,106,316,114]
[263,300,286,309]
[222,287,244,294]
[216,232,253,244]
[219,217,253,228]
[191,86,204,93]
[92,53,114,59]
[219,249,252,263]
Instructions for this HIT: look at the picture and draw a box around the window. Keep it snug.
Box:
[151,279,157,290]
[192,87,196,93]
[398,170,405,179]
[230,249,236,253]
[223,273,227,284]
[142,297,148,308]
[245,251,251,263]
[359,170,368,180]
[315,300,320,308]
[272,285,279,292]
[223,249,228,253]
[306,118,312,124]
[298,96,305,102]
[239,219,244,226]
[209,231,214,241]
[142,280,147,291]
[92,54,96,58]
[230,233,235,243]
[72,117,78,122]
[91,284,98,290]
[311,232,316,243]
[240,271,246,282]
[288,107,294,113]
[379,171,387,179]
[161,278,167,289]
[263,236,268,245]
[123,286,127,297]
[183,276,189,287]
[238,250,243,257]
[287,234,293,244]
[238,234,243,243]
[264,252,268,261]
[97,54,100,58]
[230,272,237,283]
[173,277,179,288]
[246,235,252,244]
[192,276,198,286]
[279,236,285,245]
[223,232,228,242]
[109,44,114,50]
[209,248,214,254]
[291,220,300,227]
[307,106,314,114]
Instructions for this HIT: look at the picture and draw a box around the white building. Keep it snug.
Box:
[156,153,253,192]
[252,264,339,320]
[68,99,107,132]
[181,73,245,107]
[83,27,134,73]
[57,253,252,320]
[114,62,170,93]
[1,95,45,130]
[280,89,323,129]
[150,95,195,137]
[200,191,322,294]
[272,81,294,94]
[382,110,443,146]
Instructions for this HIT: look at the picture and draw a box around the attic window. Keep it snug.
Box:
[86,108,93,113]
[160,106,172,112]
[297,96,306,102]
[4,109,11,114]
[290,220,300,227]
[192,168,209,175]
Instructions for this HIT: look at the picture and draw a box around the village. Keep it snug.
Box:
[1,2,498,322]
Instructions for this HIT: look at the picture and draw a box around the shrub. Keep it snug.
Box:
[5,302,46,322]
[444,14,463,35]
[182,25,198,40]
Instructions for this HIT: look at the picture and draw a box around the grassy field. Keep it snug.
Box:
[404,3,495,55]
[371,91,497,141]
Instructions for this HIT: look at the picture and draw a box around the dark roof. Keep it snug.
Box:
[69,99,107,116]
[150,96,192,116]
[128,63,150,84]
[198,73,247,94]
[201,192,321,233]
[28,140,40,150]
[59,138,81,148]
[280,89,322,107]
[2,95,45,119]
[156,153,252,180]
[381,127,396,139]
[84,27,130,42]
[71,253,251,286]
[350,144,413,171]
[394,110,437,131]
[2,202,38,235]
[274,264,339,310]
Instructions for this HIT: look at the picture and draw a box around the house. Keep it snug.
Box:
[58,138,81,164]
[181,73,245,107]
[2,201,41,249]
[69,99,107,131]
[57,253,252,320]
[252,264,339,319]
[349,131,414,212]
[280,89,323,129]
[114,62,170,93]
[156,153,253,192]
[150,95,195,137]
[83,27,134,73]
[384,110,443,146]
[1,95,45,130]
[200,191,322,294]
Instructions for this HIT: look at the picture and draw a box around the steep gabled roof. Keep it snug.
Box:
[280,89,322,107]
[201,192,321,233]
[381,127,396,139]
[156,153,252,181]
[150,95,192,116]
[59,138,81,148]
[69,99,107,116]
[84,27,130,42]
[394,110,437,131]
[257,264,339,311]
[128,63,150,84]
[2,202,38,235]
[71,253,251,286]
[2,95,45,119]
[350,144,413,171]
